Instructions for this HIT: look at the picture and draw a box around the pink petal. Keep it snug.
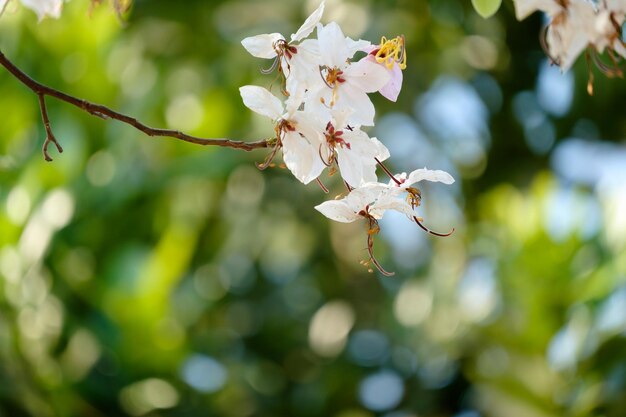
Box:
[379,63,403,102]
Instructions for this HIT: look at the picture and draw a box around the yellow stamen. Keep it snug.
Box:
[405,187,421,209]
[325,67,342,85]
[375,35,407,70]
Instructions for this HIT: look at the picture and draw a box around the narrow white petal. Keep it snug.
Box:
[282,131,325,184]
[513,0,562,20]
[371,196,414,219]
[239,86,284,120]
[347,184,396,219]
[330,108,353,130]
[336,131,384,187]
[21,0,63,20]
[317,22,352,67]
[548,27,588,72]
[336,147,368,188]
[406,168,455,185]
[301,86,333,123]
[291,1,325,42]
[241,33,284,59]
[345,185,382,210]
[283,40,323,98]
[345,59,390,93]
[345,38,372,59]
[513,0,543,20]
[370,137,390,162]
[315,200,360,223]
[335,87,376,126]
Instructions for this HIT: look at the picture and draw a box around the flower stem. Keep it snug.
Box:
[374,157,401,185]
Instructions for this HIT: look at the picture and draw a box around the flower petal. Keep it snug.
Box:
[370,196,414,219]
[336,87,376,126]
[317,22,369,67]
[21,0,63,20]
[282,130,325,184]
[336,131,386,187]
[283,39,322,99]
[512,0,562,20]
[239,86,284,120]
[241,33,284,59]
[345,59,390,93]
[315,199,361,223]
[346,183,387,208]
[378,63,403,102]
[370,137,390,162]
[406,168,455,185]
[291,1,325,42]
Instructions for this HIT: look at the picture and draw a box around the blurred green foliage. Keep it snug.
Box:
[1,0,626,416]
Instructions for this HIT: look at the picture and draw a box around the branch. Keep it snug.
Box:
[0,50,270,161]
[37,93,63,161]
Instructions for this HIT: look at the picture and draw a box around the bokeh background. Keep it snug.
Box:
[1,0,626,416]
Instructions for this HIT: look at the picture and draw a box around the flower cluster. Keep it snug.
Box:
[0,0,131,21]
[514,0,626,89]
[240,2,454,275]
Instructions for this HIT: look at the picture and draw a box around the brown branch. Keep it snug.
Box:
[0,50,270,161]
[37,93,63,161]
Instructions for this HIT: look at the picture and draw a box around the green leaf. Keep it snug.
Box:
[471,0,502,18]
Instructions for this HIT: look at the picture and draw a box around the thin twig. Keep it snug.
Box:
[37,93,63,161]
[413,216,455,237]
[374,157,401,185]
[366,218,394,277]
[0,50,270,160]
[316,177,329,193]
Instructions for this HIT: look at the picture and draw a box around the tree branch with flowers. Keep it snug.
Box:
[3,0,625,275]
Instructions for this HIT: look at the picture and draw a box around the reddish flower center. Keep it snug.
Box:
[324,122,350,150]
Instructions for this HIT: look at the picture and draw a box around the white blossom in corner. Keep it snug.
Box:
[4,0,64,20]
[241,1,324,97]
[306,22,389,127]
[239,85,326,184]
[513,0,626,74]
[513,0,562,21]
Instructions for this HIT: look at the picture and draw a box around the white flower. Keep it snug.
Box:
[241,2,324,58]
[545,0,599,71]
[363,36,407,102]
[239,85,326,184]
[315,167,455,223]
[513,0,626,72]
[393,168,455,189]
[1,0,63,20]
[317,109,390,187]
[315,182,411,276]
[241,2,324,96]
[513,0,562,20]
[306,22,390,127]
[387,168,455,209]
[315,183,411,223]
